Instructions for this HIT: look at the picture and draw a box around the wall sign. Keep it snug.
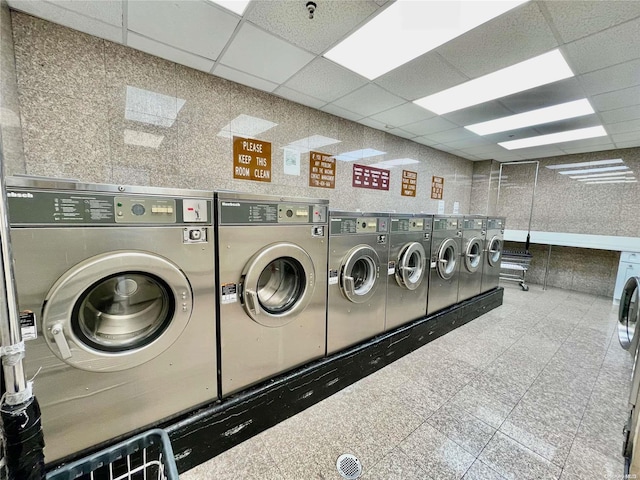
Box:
[233,136,272,182]
[353,164,390,191]
[283,148,300,176]
[431,176,444,199]
[401,170,417,197]
[309,151,336,189]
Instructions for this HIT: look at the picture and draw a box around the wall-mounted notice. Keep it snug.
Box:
[437,200,445,214]
[353,164,390,191]
[309,151,336,189]
[401,170,417,197]
[283,148,300,176]
[233,136,272,183]
[431,176,444,199]
[453,201,460,214]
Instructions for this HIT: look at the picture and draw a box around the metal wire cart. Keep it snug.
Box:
[46,429,179,480]
[500,250,533,291]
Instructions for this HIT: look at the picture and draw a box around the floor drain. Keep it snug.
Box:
[336,453,362,479]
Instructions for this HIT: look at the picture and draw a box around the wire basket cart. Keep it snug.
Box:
[500,250,533,291]
[45,429,179,480]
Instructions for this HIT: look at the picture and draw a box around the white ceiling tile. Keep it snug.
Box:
[273,86,326,109]
[442,102,513,126]
[320,104,364,122]
[611,131,640,144]
[530,115,602,135]
[402,117,458,136]
[128,1,238,60]
[358,117,388,131]
[561,143,618,155]
[332,84,405,117]
[442,137,493,151]
[606,119,640,135]
[413,136,440,147]
[424,128,476,144]
[283,58,367,103]
[564,17,640,74]
[615,141,640,149]
[515,146,567,159]
[497,77,585,114]
[369,102,435,127]
[578,59,640,96]
[127,32,214,73]
[544,0,640,44]
[374,52,468,101]
[460,144,509,156]
[600,105,640,124]
[219,22,315,84]
[437,2,557,78]
[213,64,278,93]
[9,0,123,42]
[592,85,640,112]
[246,0,380,54]
[387,128,418,140]
[45,0,123,26]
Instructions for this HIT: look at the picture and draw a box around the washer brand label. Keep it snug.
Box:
[221,202,240,207]
[7,191,34,198]
[19,311,37,341]
[328,269,339,285]
[388,261,396,275]
[220,283,238,304]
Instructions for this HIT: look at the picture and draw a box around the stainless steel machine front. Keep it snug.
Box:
[216,192,328,397]
[427,216,462,315]
[385,214,432,331]
[480,217,505,293]
[7,177,218,463]
[327,212,389,354]
[458,216,486,302]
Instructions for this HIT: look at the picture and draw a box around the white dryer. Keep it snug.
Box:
[7,178,218,463]
[216,192,328,397]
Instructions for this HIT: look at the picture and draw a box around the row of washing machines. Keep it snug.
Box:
[5,178,504,463]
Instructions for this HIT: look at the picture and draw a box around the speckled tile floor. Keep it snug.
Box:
[182,284,632,480]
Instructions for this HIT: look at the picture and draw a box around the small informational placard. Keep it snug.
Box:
[328,269,339,285]
[437,200,445,214]
[431,176,444,199]
[220,283,238,304]
[283,148,300,176]
[453,201,460,214]
[233,136,272,182]
[353,164,390,190]
[20,311,37,340]
[388,261,396,275]
[401,170,417,197]
[309,151,336,189]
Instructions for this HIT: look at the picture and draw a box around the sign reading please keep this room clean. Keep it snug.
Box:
[233,136,272,182]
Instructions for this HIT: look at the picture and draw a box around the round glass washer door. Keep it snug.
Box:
[42,251,193,372]
[395,242,427,291]
[340,245,380,304]
[436,238,459,280]
[619,276,640,351]
[241,243,315,327]
[487,236,502,267]
[463,238,483,273]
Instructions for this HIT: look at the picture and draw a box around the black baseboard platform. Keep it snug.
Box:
[166,287,504,473]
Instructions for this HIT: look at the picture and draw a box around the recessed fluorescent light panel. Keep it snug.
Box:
[557,165,629,175]
[125,86,186,128]
[335,148,386,162]
[569,171,633,179]
[576,175,634,181]
[217,114,277,139]
[207,0,250,15]
[324,0,526,80]
[415,50,574,115]
[498,126,607,150]
[282,135,341,153]
[585,179,637,184]
[465,99,594,135]
[547,158,623,170]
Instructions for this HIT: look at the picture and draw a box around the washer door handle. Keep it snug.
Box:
[245,288,261,316]
[343,275,356,296]
[50,324,72,360]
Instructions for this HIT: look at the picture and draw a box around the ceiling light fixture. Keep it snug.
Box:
[324,0,525,81]
[569,171,633,179]
[498,125,607,150]
[547,158,623,169]
[557,165,629,175]
[584,179,637,184]
[576,176,634,181]
[206,0,250,16]
[465,99,594,136]
[415,50,573,115]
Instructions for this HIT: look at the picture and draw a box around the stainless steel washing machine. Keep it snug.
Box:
[427,216,462,315]
[458,216,486,302]
[6,177,218,463]
[326,211,389,354]
[385,214,432,331]
[480,217,505,293]
[216,192,328,397]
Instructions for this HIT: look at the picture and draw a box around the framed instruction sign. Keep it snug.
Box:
[233,136,272,182]
[401,170,417,197]
[309,151,336,189]
[353,164,390,191]
[431,176,444,199]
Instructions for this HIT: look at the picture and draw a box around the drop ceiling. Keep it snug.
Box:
[7,0,640,162]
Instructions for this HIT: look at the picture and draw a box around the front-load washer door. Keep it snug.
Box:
[619,276,640,351]
[42,251,193,372]
[487,236,502,267]
[240,242,315,327]
[436,238,459,280]
[395,242,427,291]
[340,245,381,303]
[463,237,483,273]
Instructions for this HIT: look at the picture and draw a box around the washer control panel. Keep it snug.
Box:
[115,197,176,223]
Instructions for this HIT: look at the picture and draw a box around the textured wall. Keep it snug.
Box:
[0,0,25,175]
[10,12,473,213]
[504,241,620,297]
